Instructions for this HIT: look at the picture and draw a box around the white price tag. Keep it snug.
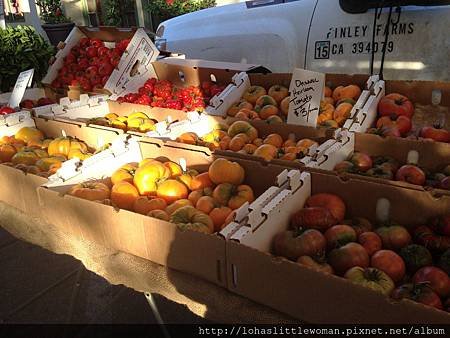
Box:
[8,69,34,108]
[287,68,325,127]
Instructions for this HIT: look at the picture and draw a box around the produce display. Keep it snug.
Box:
[0,126,97,177]
[115,78,226,111]
[334,152,450,190]
[226,83,361,128]
[368,93,450,143]
[66,157,254,233]
[176,120,319,161]
[273,192,450,311]
[49,37,130,92]
[88,111,157,133]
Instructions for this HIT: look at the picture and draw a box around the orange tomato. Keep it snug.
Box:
[68,182,111,201]
[210,206,233,232]
[133,196,167,215]
[208,158,245,185]
[111,162,138,185]
[196,196,216,214]
[190,172,213,190]
[0,144,17,163]
[263,134,283,148]
[253,144,278,161]
[111,181,140,210]
[156,179,189,204]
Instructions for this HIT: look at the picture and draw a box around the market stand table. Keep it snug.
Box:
[0,201,296,324]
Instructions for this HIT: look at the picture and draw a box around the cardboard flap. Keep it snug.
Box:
[0,110,32,127]
[105,29,160,100]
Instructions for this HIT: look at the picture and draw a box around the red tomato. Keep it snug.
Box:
[413,266,450,298]
[273,229,326,261]
[89,74,102,87]
[420,126,450,143]
[376,115,412,137]
[97,46,110,57]
[343,217,373,236]
[375,224,411,250]
[78,58,89,69]
[371,250,406,283]
[395,164,426,186]
[64,52,76,65]
[297,256,334,274]
[324,224,357,250]
[98,62,114,77]
[378,93,414,118]
[85,66,98,79]
[358,232,382,256]
[305,193,346,223]
[86,46,98,58]
[89,38,104,48]
[349,152,373,172]
[328,242,369,275]
[392,283,443,310]
[0,106,15,115]
[79,37,90,48]
[101,76,109,86]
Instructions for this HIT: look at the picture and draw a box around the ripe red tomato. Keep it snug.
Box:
[273,229,326,261]
[64,52,76,65]
[297,255,334,274]
[101,76,109,86]
[89,74,103,87]
[85,66,98,79]
[343,217,373,236]
[98,62,113,77]
[349,152,373,172]
[420,126,450,143]
[78,58,89,69]
[413,266,450,298]
[392,283,443,310]
[395,164,426,186]
[328,242,369,275]
[89,38,104,48]
[375,224,411,250]
[79,37,90,48]
[378,93,414,119]
[0,106,15,115]
[290,207,337,231]
[305,193,346,223]
[376,115,412,137]
[371,250,406,283]
[124,93,139,103]
[324,224,357,250]
[20,99,35,109]
[358,231,382,256]
[86,46,98,58]
[97,46,110,57]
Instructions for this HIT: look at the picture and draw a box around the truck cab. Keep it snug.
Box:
[156,0,450,80]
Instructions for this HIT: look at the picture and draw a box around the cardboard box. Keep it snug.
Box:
[207,72,379,124]
[41,26,140,99]
[223,169,450,323]
[37,138,295,286]
[0,117,122,216]
[341,132,450,196]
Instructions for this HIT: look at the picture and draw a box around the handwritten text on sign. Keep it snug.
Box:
[287,69,325,127]
[8,69,34,109]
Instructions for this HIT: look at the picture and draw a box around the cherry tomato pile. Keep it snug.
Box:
[50,37,130,92]
[273,192,450,311]
[368,93,450,143]
[116,78,226,111]
[334,152,450,190]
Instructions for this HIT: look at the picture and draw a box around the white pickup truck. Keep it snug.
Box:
[155,0,450,81]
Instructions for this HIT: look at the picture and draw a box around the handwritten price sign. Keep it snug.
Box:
[8,69,34,109]
[287,68,325,127]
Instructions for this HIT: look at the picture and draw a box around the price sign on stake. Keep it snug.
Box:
[287,68,325,127]
[8,69,34,108]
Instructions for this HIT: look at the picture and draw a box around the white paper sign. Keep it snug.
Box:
[104,29,160,100]
[287,68,325,127]
[8,69,34,108]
